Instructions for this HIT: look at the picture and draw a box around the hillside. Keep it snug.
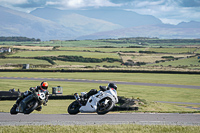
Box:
[30,7,162,28]
[77,22,200,40]
[0,6,76,40]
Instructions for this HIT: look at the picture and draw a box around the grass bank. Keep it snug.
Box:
[0,124,200,133]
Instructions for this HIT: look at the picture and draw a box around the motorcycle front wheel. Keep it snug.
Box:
[10,104,18,115]
[68,101,80,115]
[97,97,114,115]
[24,99,38,114]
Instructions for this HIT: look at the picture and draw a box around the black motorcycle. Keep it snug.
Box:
[10,89,47,114]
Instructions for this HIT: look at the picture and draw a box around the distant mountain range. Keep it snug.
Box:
[0,6,200,40]
[30,7,162,28]
[0,6,76,40]
[77,22,200,40]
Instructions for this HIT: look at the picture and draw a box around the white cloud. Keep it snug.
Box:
[46,0,120,9]
[133,0,165,7]
[125,0,200,24]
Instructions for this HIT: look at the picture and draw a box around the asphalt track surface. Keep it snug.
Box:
[0,76,200,89]
[0,112,200,126]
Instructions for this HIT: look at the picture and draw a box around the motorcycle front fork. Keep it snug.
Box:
[74,93,82,106]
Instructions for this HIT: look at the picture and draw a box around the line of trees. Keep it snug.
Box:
[34,55,122,64]
[56,55,122,63]
[98,38,200,44]
[0,37,41,42]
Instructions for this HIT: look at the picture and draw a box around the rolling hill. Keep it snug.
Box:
[77,22,200,40]
[0,6,76,40]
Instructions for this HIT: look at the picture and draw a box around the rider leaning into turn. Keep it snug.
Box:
[16,81,49,111]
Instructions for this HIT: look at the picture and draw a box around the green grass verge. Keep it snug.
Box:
[0,124,200,133]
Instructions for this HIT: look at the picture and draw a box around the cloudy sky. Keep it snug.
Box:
[0,0,200,24]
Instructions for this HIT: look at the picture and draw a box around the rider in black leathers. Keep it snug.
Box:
[16,81,49,111]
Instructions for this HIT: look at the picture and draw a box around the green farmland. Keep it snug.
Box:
[1,38,200,71]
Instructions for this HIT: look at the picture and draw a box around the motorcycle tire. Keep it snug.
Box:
[23,99,38,114]
[97,97,114,115]
[10,104,18,115]
[68,101,80,115]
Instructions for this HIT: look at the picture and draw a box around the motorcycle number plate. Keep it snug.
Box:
[39,93,45,100]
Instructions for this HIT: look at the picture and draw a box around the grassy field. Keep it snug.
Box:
[58,47,146,52]
[54,60,121,67]
[148,48,197,53]
[1,43,200,70]
[147,57,200,67]
[0,59,50,65]
[1,39,200,47]
[121,53,193,63]
[1,124,200,133]
[7,51,120,59]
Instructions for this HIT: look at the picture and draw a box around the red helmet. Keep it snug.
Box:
[40,81,48,90]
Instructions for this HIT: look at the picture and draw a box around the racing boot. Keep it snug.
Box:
[35,106,42,111]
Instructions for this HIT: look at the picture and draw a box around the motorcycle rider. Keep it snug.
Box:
[16,81,49,111]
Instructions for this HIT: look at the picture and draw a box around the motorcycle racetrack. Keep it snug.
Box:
[0,76,200,126]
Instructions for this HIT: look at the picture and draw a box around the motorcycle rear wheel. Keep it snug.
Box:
[68,101,80,115]
[97,98,114,115]
[24,99,38,114]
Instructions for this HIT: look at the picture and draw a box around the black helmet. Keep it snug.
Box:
[108,83,117,90]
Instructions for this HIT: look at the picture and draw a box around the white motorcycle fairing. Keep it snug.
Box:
[79,89,118,113]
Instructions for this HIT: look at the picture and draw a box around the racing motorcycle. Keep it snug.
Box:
[68,86,118,115]
[10,89,47,115]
